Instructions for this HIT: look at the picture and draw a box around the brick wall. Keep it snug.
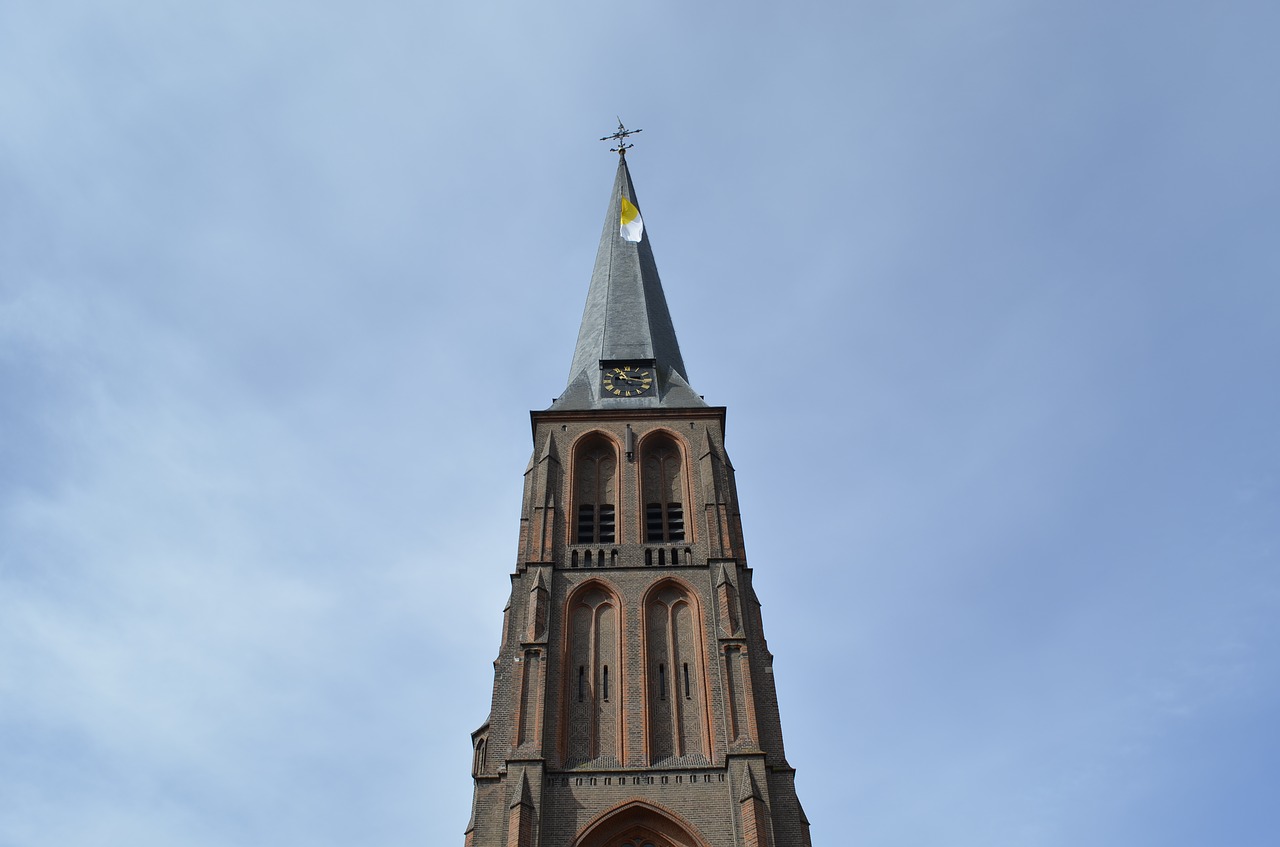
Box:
[464,408,809,846]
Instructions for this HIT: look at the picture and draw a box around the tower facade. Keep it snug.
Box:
[465,155,811,847]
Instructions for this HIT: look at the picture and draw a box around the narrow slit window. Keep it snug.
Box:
[602,665,609,701]
[578,666,585,702]
[659,663,666,699]
[684,662,691,698]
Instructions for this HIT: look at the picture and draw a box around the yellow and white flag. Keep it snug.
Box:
[620,196,644,242]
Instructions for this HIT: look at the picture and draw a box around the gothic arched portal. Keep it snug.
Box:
[572,800,710,847]
[598,831,676,847]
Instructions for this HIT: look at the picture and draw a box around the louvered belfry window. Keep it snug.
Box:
[642,435,685,543]
[574,435,617,543]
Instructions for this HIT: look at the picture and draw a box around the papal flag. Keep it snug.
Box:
[620,196,644,242]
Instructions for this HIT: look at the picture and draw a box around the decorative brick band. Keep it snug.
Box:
[545,770,727,789]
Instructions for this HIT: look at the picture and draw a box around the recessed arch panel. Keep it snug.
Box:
[562,579,623,767]
[643,578,709,764]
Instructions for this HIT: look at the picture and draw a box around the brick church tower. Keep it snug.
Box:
[464,147,812,847]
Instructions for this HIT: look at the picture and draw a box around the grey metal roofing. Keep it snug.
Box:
[550,156,706,411]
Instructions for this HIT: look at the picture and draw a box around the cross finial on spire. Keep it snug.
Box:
[600,118,642,156]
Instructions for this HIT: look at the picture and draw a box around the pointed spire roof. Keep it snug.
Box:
[551,156,706,411]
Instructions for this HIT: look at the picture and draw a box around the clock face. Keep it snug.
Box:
[601,364,654,397]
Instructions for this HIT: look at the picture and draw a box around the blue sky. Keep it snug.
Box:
[2,2,1278,845]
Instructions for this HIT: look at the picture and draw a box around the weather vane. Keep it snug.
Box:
[600,118,642,156]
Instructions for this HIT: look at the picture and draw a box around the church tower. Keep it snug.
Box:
[465,145,812,847]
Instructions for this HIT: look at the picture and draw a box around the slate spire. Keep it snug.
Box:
[551,156,705,410]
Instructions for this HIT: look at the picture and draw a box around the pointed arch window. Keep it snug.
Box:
[574,435,618,544]
[641,434,685,543]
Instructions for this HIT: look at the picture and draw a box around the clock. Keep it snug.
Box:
[601,364,655,397]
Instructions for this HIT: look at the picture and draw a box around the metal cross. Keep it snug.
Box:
[600,119,642,156]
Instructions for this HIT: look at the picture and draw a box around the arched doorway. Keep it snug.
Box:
[573,800,708,847]
[597,829,675,847]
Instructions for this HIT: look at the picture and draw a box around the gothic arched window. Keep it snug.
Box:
[574,434,618,544]
[641,433,686,543]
